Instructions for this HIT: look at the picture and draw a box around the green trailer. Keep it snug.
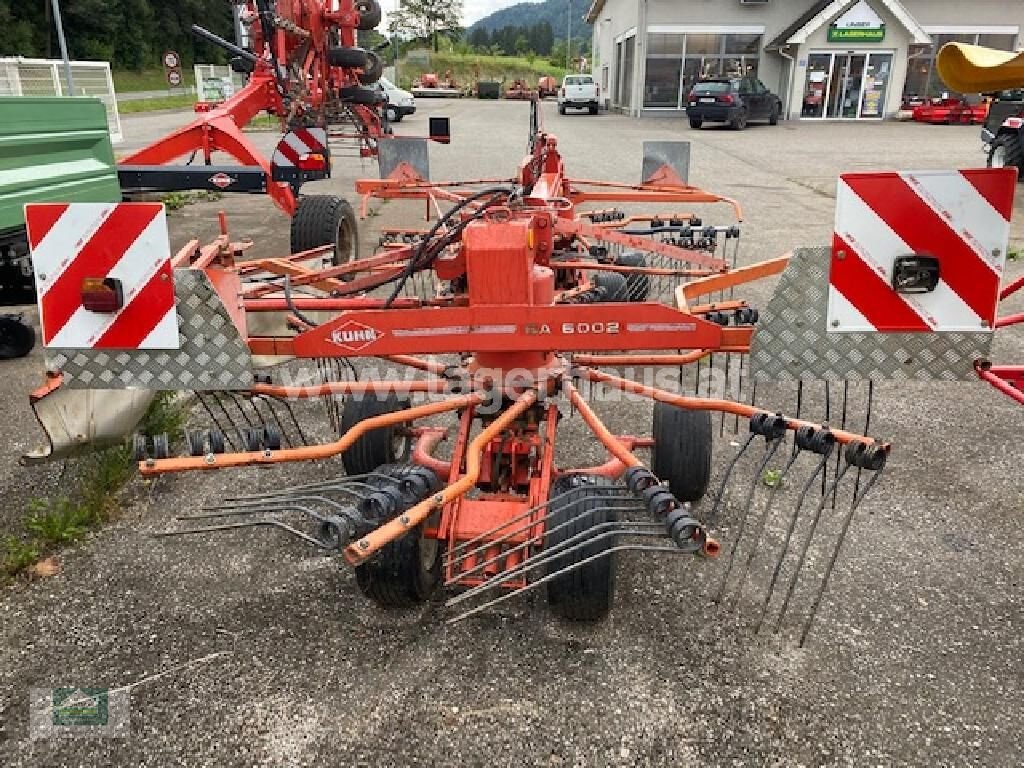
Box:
[0,96,121,305]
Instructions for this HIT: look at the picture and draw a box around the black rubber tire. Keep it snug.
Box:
[355,464,441,607]
[730,110,748,130]
[327,46,369,70]
[360,50,383,85]
[340,85,383,105]
[769,103,780,125]
[558,104,566,115]
[0,316,34,359]
[152,433,170,460]
[131,434,148,461]
[385,105,403,122]
[591,270,629,301]
[242,426,262,452]
[651,400,713,502]
[588,105,598,115]
[689,118,702,129]
[545,474,617,621]
[615,251,650,301]
[340,392,411,476]
[355,0,382,31]
[263,423,282,450]
[988,133,1024,174]
[290,195,359,268]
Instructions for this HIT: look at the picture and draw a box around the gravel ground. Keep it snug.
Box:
[1,102,1022,767]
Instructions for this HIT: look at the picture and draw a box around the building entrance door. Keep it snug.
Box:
[801,51,893,119]
[827,53,865,118]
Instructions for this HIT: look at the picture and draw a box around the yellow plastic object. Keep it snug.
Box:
[936,43,1024,93]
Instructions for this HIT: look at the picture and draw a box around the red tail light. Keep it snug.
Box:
[297,153,327,171]
[718,93,735,104]
[81,277,123,313]
[686,91,696,102]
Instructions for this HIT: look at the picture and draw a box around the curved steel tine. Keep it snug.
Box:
[446,506,655,589]
[773,461,853,634]
[713,436,785,602]
[445,488,640,568]
[727,447,804,611]
[446,522,663,606]
[798,465,886,646]
[754,452,831,633]
[704,433,758,528]
[179,501,337,523]
[154,519,333,549]
[446,483,629,558]
[447,542,682,624]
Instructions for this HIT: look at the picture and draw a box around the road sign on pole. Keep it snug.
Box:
[49,0,76,95]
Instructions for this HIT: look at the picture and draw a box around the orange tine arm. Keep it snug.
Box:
[139,393,484,475]
[583,368,887,448]
[564,380,640,469]
[344,389,539,565]
[249,379,451,398]
[677,255,790,311]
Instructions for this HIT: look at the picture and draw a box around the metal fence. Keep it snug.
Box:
[0,57,122,143]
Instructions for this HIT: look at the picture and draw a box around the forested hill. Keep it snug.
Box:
[469,0,593,43]
[0,0,234,69]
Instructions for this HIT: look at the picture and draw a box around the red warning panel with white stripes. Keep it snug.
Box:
[828,168,1017,333]
[271,127,328,169]
[26,202,179,350]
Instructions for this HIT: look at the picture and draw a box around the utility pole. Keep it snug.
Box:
[566,0,571,72]
[50,0,75,95]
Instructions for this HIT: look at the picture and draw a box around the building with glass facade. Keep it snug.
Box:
[585,0,1021,119]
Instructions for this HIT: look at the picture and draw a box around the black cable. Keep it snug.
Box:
[383,186,515,307]
[283,275,320,329]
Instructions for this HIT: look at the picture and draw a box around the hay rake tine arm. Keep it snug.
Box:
[448,542,685,624]
[447,524,666,608]
[445,503,649,587]
[139,394,484,475]
[343,390,540,566]
[580,368,885,448]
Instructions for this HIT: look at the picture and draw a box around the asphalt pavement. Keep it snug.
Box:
[0,101,1022,767]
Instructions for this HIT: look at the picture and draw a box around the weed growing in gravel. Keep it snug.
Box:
[1,393,186,583]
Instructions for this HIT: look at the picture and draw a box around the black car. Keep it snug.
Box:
[685,77,782,130]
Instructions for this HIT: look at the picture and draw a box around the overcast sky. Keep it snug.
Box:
[380,1,563,29]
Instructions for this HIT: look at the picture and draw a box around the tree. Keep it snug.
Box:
[467,26,489,51]
[392,0,463,54]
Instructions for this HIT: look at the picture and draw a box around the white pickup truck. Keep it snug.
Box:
[557,74,599,115]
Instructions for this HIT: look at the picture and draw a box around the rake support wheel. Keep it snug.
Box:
[545,474,617,621]
[651,401,713,502]
[290,195,358,268]
[340,392,412,476]
[355,464,441,607]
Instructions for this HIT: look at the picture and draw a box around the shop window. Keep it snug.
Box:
[648,33,684,56]
[978,34,1017,50]
[685,34,722,55]
[644,58,682,107]
[725,34,761,55]
[621,36,635,110]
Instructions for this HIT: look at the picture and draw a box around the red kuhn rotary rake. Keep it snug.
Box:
[24,101,1017,643]
[116,0,451,257]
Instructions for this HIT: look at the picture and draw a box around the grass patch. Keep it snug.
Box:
[113,68,195,93]
[161,190,224,211]
[118,94,196,114]
[1007,246,1021,262]
[2,393,186,584]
